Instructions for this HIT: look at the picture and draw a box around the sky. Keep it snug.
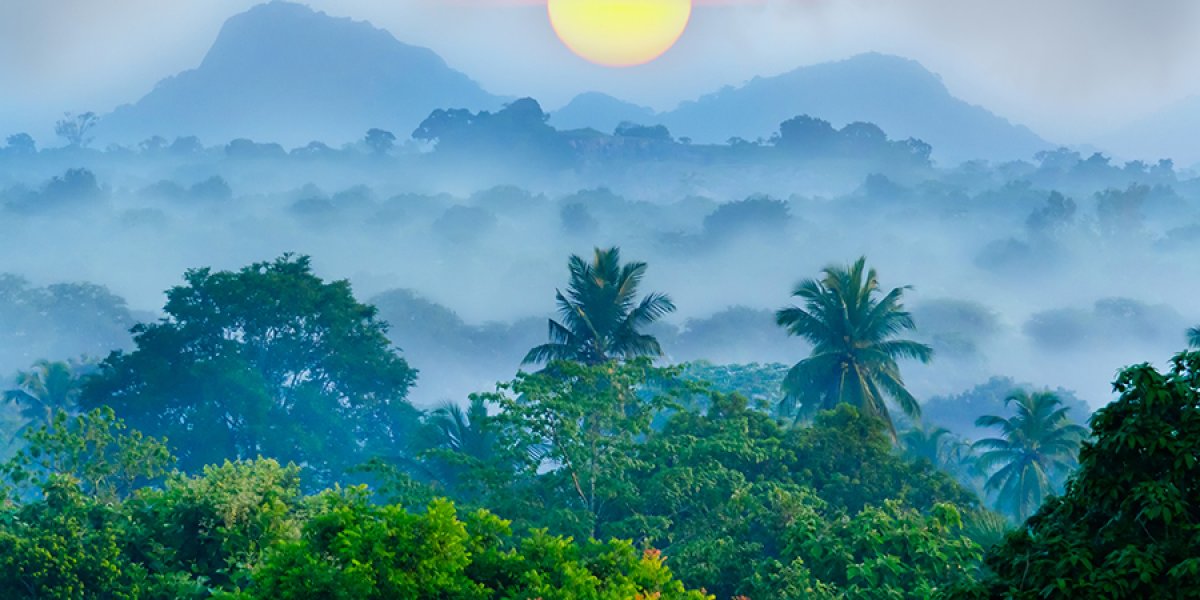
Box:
[3,0,1200,146]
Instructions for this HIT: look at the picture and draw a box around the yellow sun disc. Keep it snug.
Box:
[548,0,692,68]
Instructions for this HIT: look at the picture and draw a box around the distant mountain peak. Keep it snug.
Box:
[662,52,1048,164]
[97,1,501,146]
[551,92,659,133]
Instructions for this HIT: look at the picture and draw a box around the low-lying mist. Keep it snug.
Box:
[1,122,1197,410]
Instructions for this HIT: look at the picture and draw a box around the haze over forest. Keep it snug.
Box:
[2,2,1197,407]
[0,3,1198,598]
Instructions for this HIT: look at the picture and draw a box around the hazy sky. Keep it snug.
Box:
[3,0,1200,145]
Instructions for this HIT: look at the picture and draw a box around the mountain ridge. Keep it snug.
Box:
[97,2,1050,163]
[97,1,503,146]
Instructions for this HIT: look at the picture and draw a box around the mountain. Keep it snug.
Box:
[550,92,657,134]
[97,1,502,147]
[1098,95,1200,166]
[655,53,1049,165]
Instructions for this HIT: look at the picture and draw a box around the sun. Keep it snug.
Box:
[548,0,692,68]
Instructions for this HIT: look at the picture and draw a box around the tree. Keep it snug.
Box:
[901,424,955,466]
[247,492,707,600]
[5,133,35,154]
[54,112,99,148]
[977,352,1200,598]
[414,396,517,499]
[971,390,1087,521]
[364,128,396,155]
[1,407,173,504]
[4,360,89,437]
[80,255,419,480]
[523,247,675,366]
[774,257,933,435]
[483,359,681,539]
[775,114,838,156]
[1188,325,1200,348]
[138,136,167,154]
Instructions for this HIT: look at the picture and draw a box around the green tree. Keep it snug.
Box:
[523,247,675,366]
[972,390,1087,521]
[482,359,684,539]
[4,359,88,436]
[1,408,173,504]
[246,491,708,600]
[977,351,1200,598]
[612,396,977,598]
[775,256,932,434]
[902,423,956,466]
[81,255,419,480]
[414,396,521,500]
[755,499,983,599]
[0,477,147,599]
[1188,325,1200,348]
[123,459,304,595]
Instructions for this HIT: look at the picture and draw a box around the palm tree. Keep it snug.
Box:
[972,390,1088,521]
[1188,326,1200,348]
[4,360,87,436]
[901,424,954,465]
[774,256,932,435]
[523,247,675,366]
[425,396,496,461]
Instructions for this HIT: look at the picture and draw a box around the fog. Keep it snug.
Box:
[1,106,1197,411]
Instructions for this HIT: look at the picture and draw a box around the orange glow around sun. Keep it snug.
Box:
[548,0,692,67]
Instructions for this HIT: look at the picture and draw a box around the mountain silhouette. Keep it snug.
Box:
[553,54,1050,164]
[98,1,502,147]
[550,92,658,134]
[1098,95,1200,166]
[97,5,1047,163]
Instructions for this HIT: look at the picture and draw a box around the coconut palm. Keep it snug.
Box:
[1188,326,1200,348]
[4,360,87,436]
[426,396,496,461]
[774,256,932,435]
[972,390,1088,521]
[523,247,675,366]
[901,424,955,465]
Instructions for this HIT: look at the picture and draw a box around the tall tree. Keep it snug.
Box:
[54,112,98,148]
[80,255,419,480]
[4,360,89,436]
[972,390,1087,521]
[1188,325,1200,348]
[523,247,675,366]
[774,256,932,434]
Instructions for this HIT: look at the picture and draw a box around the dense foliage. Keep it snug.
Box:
[973,351,1200,598]
[0,463,705,599]
[79,255,418,481]
[2,253,1191,599]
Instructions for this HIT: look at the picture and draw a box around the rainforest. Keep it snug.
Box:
[2,1,1199,599]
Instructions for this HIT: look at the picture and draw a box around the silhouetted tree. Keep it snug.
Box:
[54,112,99,148]
[364,128,396,155]
[524,247,675,366]
[5,133,35,154]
